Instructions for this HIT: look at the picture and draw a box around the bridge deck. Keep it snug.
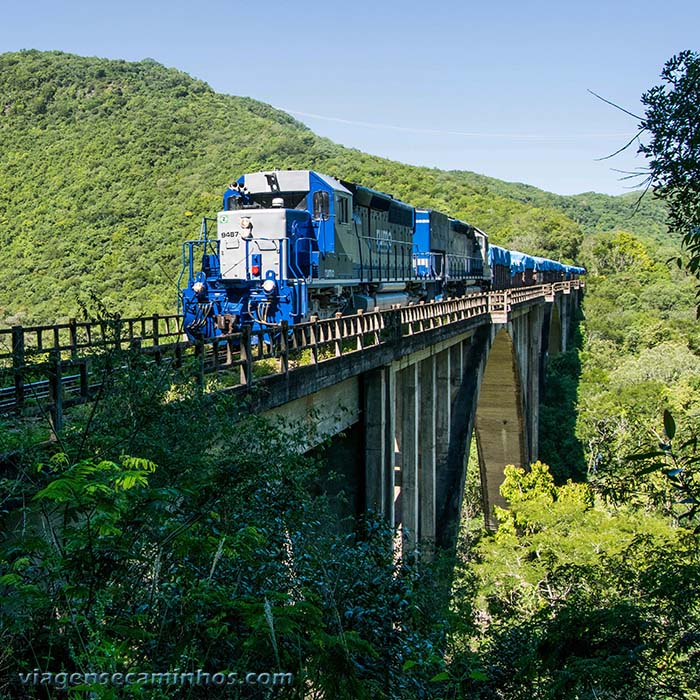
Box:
[0,282,582,429]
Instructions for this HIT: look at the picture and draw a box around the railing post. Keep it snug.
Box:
[48,348,63,435]
[194,338,204,387]
[11,326,25,412]
[334,312,342,357]
[279,321,289,374]
[383,308,402,344]
[114,319,123,351]
[212,338,220,373]
[240,326,252,386]
[153,313,161,363]
[309,315,319,364]
[174,341,183,368]
[225,334,234,367]
[355,309,364,351]
[79,358,89,400]
[372,311,381,345]
[69,318,78,359]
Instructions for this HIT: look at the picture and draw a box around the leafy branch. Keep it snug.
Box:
[627,409,700,526]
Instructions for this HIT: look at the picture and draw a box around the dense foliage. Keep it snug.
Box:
[0,49,667,326]
[573,228,700,483]
[0,355,448,699]
[639,50,700,284]
[449,462,700,700]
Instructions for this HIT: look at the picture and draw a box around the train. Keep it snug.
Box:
[179,170,584,339]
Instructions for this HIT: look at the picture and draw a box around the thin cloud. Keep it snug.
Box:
[277,107,632,142]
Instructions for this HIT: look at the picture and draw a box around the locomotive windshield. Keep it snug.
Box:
[227,191,308,211]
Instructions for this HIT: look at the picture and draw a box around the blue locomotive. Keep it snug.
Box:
[179,170,583,339]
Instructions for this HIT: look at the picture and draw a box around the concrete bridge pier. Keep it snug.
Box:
[362,301,553,543]
[446,304,549,535]
[269,284,583,549]
[362,332,474,548]
[363,334,479,550]
[510,304,546,464]
[556,285,582,353]
[473,325,526,531]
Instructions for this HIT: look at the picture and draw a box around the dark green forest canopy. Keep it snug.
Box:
[0,49,668,325]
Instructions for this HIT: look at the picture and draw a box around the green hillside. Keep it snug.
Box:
[3,51,700,700]
[459,173,671,242]
[0,49,668,326]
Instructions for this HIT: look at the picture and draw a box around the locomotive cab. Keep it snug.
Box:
[221,170,353,284]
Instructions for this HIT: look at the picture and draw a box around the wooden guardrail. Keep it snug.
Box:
[0,281,582,428]
[0,313,183,364]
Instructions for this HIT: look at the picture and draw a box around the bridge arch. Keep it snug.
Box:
[474,327,527,530]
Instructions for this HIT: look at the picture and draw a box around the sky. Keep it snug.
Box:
[1,0,697,196]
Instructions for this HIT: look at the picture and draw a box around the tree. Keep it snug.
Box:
[450,461,700,700]
[582,230,656,276]
[0,350,448,699]
[639,51,700,286]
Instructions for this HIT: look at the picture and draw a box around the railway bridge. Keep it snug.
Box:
[0,281,583,546]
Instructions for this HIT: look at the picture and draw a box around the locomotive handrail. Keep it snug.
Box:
[284,237,311,320]
[445,252,485,279]
[0,282,583,424]
[178,219,219,309]
[290,235,318,282]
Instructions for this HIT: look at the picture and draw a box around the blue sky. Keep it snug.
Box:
[1,0,697,195]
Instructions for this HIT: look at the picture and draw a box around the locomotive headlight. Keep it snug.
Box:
[262,279,276,295]
[192,281,205,294]
[239,216,253,239]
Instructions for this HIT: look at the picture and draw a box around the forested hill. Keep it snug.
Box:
[0,50,667,325]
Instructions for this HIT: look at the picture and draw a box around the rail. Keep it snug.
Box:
[0,281,583,428]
